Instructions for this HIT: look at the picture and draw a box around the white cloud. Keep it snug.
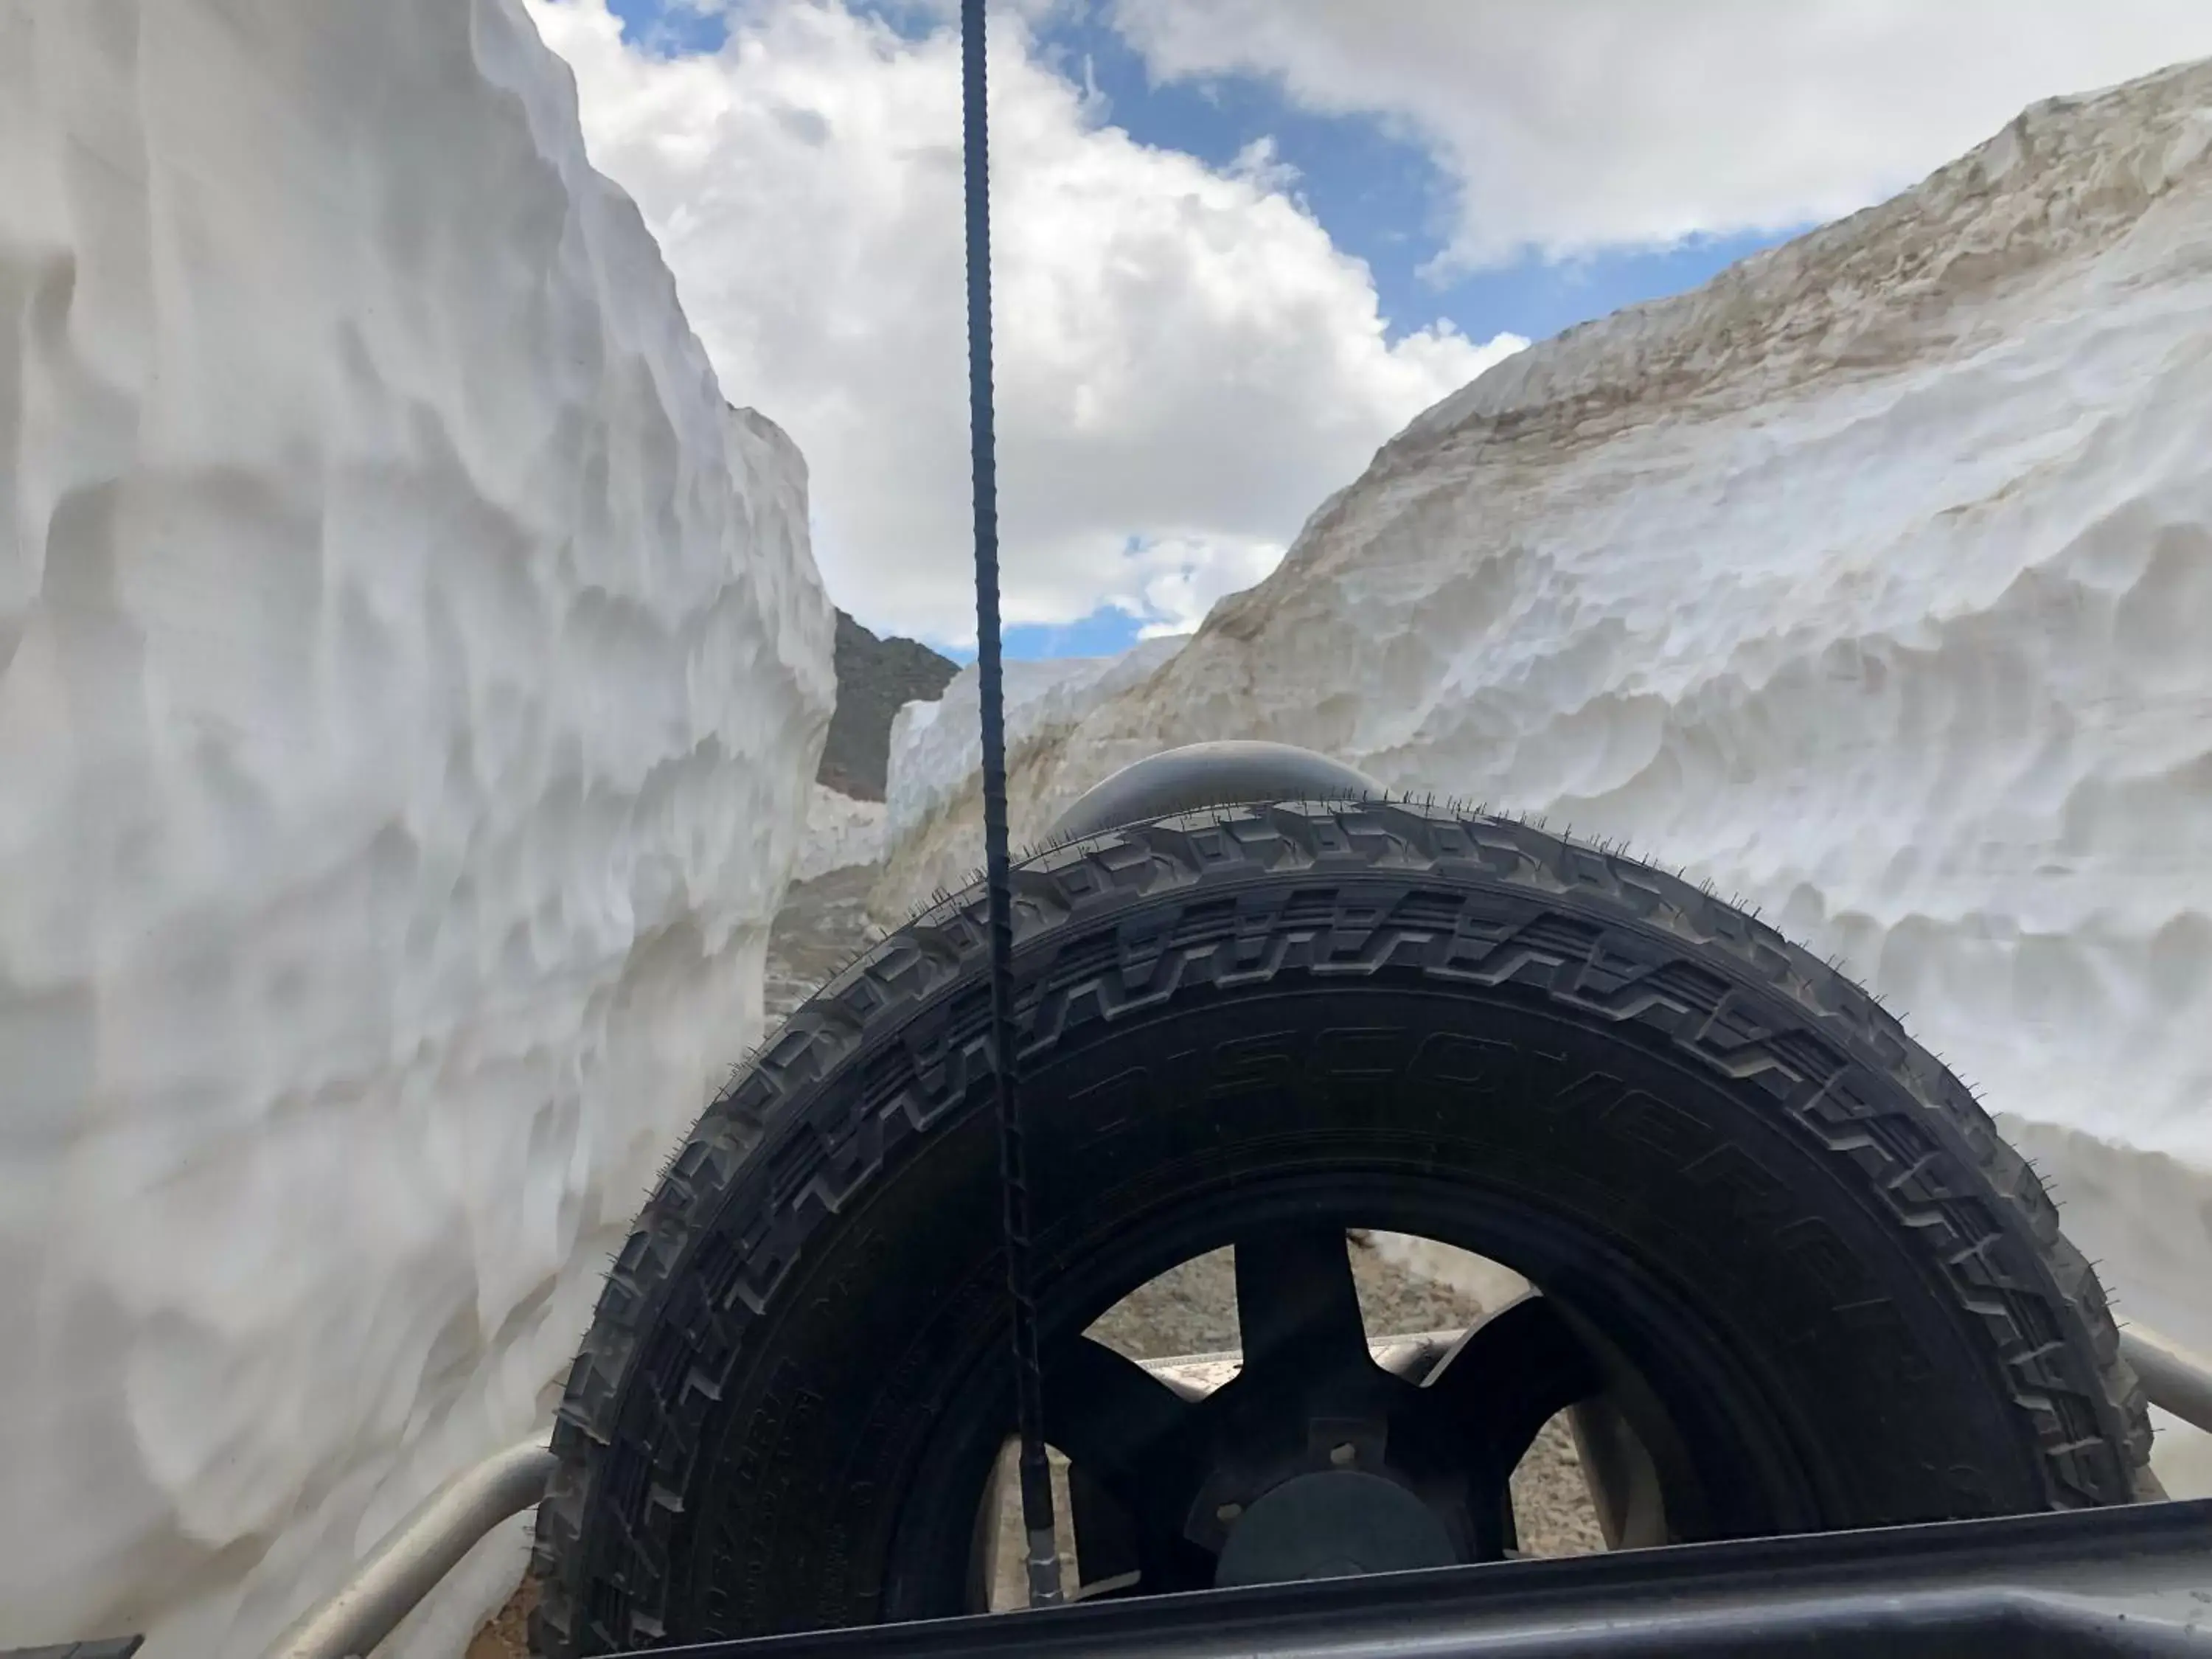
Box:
[1106,0,2212,271]
[1116,531,1284,637]
[524,0,1523,644]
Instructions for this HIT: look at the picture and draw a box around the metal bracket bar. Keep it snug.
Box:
[259,1439,557,1659]
[212,1325,2212,1658]
[2131,1326,2212,1440]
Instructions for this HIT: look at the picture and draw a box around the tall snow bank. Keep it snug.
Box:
[876,60,2212,1489]
[794,783,886,883]
[870,636,1185,919]
[0,1,834,1652]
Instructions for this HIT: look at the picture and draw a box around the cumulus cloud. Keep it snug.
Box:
[525,0,1523,644]
[1107,0,2212,271]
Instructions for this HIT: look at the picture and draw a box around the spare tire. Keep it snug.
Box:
[528,801,2155,1655]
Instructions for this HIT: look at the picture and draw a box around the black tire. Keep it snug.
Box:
[528,801,2155,1655]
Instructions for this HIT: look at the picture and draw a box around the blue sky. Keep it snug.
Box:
[594,0,1800,659]
[1024,8,1800,355]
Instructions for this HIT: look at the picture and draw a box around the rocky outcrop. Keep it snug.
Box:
[818,609,959,801]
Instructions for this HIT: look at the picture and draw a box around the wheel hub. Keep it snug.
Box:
[1214,1468,1459,1586]
[1032,1225,1614,1599]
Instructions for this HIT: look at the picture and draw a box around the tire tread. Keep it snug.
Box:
[529,801,2154,1655]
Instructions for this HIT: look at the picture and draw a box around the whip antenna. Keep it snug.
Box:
[959,0,1062,1610]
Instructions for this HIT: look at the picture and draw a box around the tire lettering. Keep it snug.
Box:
[1410,1031,1510,1084]
[1603,1091,1716,1164]
[1683,1143,1792,1227]
[1069,1065,1150,1147]
[1778,1219,1868,1300]
[1317,1026,1405,1078]
[1205,1031,1299,1099]
[1834,1297,1934,1382]
[1548,1068,1629,1117]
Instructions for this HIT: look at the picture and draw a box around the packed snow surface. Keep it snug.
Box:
[795,783,887,883]
[879,60,2212,1487]
[0,1,834,1652]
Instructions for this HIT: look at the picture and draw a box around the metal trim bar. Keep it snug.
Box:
[614,1498,2212,1658]
[1158,1326,2212,1436]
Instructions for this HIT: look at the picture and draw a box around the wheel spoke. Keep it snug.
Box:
[1040,1336,1197,1509]
[1422,1293,1603,1477]
[1066,1464,1144,1596]
[1569,1396,1671,1550]
[1040,1335,1216,1593]
[1232,1224,1372,1381]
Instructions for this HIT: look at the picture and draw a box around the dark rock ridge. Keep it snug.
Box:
[818,609,958,800]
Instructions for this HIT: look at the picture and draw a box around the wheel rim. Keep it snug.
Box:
[881,1170,1828,1617]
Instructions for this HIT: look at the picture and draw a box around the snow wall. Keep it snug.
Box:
[794,784,887,885]
[0,1,835,1652]
[875,59,2212,1493]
